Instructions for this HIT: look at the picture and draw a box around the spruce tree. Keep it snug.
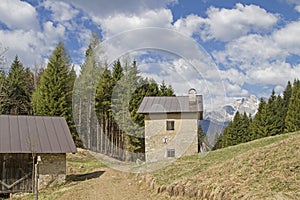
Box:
[73,33,102,148]
[32,41,74,131]
[249,98,268,140]
[284,80,300,133]
[0,70,8,114]
[5,56,33,115]
[159,80,175,96]
[265,90,279,136]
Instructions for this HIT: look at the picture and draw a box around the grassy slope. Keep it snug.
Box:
[13,149,106,200]
[151,132,300,199]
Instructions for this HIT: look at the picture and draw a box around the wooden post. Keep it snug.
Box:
[34,161,38,200]
[33,155,41,200]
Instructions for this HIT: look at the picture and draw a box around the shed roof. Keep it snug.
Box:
[137,95,203,114]
[0,115,77,154]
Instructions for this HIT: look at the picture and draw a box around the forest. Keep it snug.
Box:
[214,79,300,149]
[0,33,175,161]
[1,32,299,160]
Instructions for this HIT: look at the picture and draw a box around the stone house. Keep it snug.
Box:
[137,89,203,162]
[0,115,77,194]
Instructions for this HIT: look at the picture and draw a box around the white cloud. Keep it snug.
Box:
[43,1,79,22]
[296,5,300,12]
[204,3,278,41]
[98,9,173,37]
[0,20,67,67]
[224,81,249,97]
[0,0,39,30]
[273,21,300,55]
[42,21,66,41]
[246,61,300,86]
[0,29,41,65]
[212,17,300,95]
[220,68,246,86]
[58,0,177,19]
[173,14,206,37]
[174,3,278,41]
[213,34,287,70]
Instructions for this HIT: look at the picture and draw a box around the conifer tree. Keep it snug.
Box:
[249,98,268,140]
[5,56,33,115]
[283,81,292,107]
[112,59,123,84]
[73,33,103,148]
[32,41,74,132]
[284,79,300,132]
[159,81,175,96]
[264,90,279,136]
[0,70,8,114]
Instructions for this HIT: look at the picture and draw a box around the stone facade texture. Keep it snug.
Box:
[38,153,66,189]
[145,112,200,162]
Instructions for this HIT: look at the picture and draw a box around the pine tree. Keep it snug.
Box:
[5,56,33,115]
[275,94,286,134]
[159,80,175,96]
[32,41,74,133]
[112,59,123,84]
[239,112,251,142]
[284,80,300,133]
[73,33,103,148]
[0,70,8,114]
[283,81,292,107]
[112,59,142,159]
[198,125,206,152]
[249,98,268,140]
[265,90,279,136]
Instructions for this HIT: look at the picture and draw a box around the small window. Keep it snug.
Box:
[167,149,175,158]
[166,121,174,130]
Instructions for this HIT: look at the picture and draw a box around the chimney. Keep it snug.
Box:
[188,88,197,104]
[188,88,197,112]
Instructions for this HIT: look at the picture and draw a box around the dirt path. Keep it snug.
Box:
[58,167,161,200]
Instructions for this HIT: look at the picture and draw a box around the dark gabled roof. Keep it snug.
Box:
[137,95,203,114]
[0,115,77,154]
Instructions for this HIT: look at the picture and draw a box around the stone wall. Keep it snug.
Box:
[145,112,199,162]
[38,153,66,189]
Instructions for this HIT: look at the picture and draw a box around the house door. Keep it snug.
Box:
[0,154,33,194]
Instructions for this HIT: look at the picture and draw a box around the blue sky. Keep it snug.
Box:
[0,0,300,108]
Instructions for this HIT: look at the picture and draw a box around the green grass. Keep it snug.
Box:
[13,149,106,200]
[151,132,300,199]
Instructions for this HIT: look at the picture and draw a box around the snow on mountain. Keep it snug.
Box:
[205,95,260,123]
[200,95,260,141]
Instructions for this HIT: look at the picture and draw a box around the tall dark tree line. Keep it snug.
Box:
[73,34,175,161]
[215,80,300,149]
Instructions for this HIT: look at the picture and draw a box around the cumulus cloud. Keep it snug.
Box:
[0,20,66,66]
[0,0,39,30]
[0,29,41,65]
[58,0,177,19]
[211,17,300,96]
[213,34,287,71]
[213,19,300,73]
[224,81,249,97]
[99,9,173,37]
[43,0,79,22]
[174,3,278,41]
[273,21,300,55]
[173,14,206,37]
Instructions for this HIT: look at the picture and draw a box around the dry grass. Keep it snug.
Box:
[12,149,106,200]
[152,132,300,199]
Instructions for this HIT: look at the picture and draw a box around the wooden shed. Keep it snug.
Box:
[0,115,77,194]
